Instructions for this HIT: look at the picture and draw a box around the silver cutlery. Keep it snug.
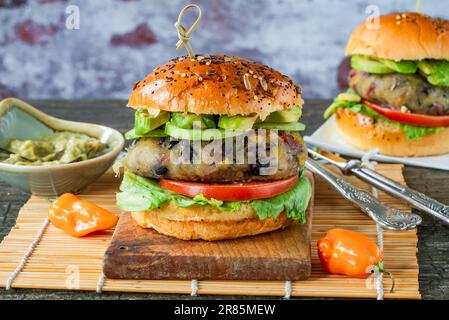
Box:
[308,147,449,226]
[305,157,422,230]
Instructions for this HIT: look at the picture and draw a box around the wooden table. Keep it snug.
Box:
[1,99,448,300]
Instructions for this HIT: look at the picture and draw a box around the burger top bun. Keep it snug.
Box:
[128,55,303,120]
[346,12,449,61]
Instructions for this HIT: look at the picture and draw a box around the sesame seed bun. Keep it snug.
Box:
[131,201,291,241]
[128,55,303,120]
[346,12,449,60]
[131,210,292,241]
[335,108,449,157]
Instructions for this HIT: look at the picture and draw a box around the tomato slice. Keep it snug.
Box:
[160,176,298,202]
[362,100,449,127]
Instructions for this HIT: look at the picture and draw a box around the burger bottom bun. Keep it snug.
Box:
[131,208,292,241]
[336,108,449,157]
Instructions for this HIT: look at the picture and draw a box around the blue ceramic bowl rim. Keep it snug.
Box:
[0,98,125,173]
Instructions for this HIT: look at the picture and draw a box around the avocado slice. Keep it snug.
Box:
[124,128,168,140]
[379,59,417,74]
[171,113,216,129]
[134,109,170,135]
[218,115,257,130]
[264,106,302,123]
[417,60,449,87]
[351,55,395,74]
[165,123,243,141]
[323,100,342,119]
[427,72,449,87]
[323,90,362,119]
[253,122,305,131]
[336,91,361,102]
[417,60,438,75]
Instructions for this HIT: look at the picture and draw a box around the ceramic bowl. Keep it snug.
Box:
[0,98,124,196]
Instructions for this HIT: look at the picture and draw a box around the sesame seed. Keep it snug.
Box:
[260,78,268,91]
[243,74,252,90]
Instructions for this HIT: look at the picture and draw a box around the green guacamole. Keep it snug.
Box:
[0,132,106,166]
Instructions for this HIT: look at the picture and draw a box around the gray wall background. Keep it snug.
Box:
[0,0,447,99]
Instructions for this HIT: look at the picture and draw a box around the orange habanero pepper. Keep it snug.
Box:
[48,193,118,237]
[317,228,394,291]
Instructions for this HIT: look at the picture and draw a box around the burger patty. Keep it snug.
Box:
[125,132,306,182]
[349,69,449,115]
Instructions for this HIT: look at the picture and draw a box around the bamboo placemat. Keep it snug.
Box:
[0,164,420,299]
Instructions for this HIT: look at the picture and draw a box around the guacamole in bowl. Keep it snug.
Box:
[1,132,107,166]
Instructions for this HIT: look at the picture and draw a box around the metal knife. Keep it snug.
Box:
[305,157,422,230]
[308,148,449,226]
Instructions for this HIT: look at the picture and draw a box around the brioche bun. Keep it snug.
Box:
[128,55,303,120]
[131,201,292,241]
[335,108,449,157]
[346,12,449,60]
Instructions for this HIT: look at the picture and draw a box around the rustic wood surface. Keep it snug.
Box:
[104,173,313,281]
[0,99,448,300]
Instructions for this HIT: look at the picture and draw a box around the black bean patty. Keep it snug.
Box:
[349,69,449,115]
[125,132,306,182]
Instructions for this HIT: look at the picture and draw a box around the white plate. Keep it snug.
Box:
[304,115,449,171]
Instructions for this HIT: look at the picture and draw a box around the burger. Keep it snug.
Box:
[115,54,312,241]
[324,12,449,157]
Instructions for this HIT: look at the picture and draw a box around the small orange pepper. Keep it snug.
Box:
[48,193,118,237]
[317,228,394,291]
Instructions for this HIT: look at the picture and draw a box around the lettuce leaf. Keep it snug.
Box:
[250,174,312,224]
[174,194,241,212]
[116,171,241,212]
[116,171,172,211]
[323,94,444,141]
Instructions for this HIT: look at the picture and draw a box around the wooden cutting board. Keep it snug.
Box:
[103,173,314,281]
